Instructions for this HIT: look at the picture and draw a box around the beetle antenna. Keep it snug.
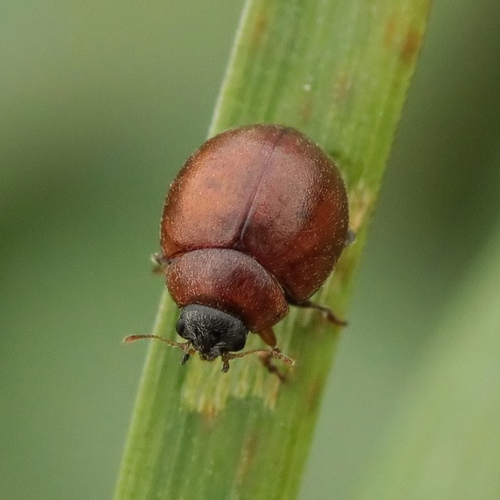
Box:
[123,334,191,353]
[124,336,295,374]
[124,334,197,367]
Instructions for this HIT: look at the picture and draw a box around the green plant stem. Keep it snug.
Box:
[115,1,431,498]
[358,219,500,499]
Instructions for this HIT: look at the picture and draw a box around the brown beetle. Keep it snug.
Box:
[130,125,349,372]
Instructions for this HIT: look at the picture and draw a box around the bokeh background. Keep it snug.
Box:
[1,1,500,498]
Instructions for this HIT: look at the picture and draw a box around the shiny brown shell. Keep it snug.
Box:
[161,124,348,333]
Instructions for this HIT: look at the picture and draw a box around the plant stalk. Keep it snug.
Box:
[115,0,431,498]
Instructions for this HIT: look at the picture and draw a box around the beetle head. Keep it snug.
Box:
[176,304,248,361]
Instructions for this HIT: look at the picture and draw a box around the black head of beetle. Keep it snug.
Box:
[176,304,248,362]
[124,303,294,374]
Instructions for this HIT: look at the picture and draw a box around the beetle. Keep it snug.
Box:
[128,124,350,372]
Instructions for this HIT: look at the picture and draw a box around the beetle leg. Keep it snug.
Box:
[257,350,286,382]
[151,252,170,274]
[289,299,347,326]
[221,354,231,373]
[256,326,277,347]
[219,349,291,377]
[223,347,293,380]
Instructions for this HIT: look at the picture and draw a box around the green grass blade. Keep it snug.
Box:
[358,222,500,499]
[115,1,431,498]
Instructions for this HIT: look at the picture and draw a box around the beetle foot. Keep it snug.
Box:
[150,253,170,274]
[321,308,347,326]
[221,354,231,373]
[257,350,287,382]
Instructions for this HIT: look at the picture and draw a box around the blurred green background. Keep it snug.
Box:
[1,1,500,499]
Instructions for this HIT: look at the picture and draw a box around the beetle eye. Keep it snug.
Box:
[176,318,185,336]
[230,337,245,352]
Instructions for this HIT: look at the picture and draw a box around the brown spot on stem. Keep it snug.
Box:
[300,96,313,125]
[201,402,218,427]
[401,27,422,64]
[385,13,423,65]
[235,434,259,485]
[250,10,268,46]
[333,71,352,104]
[349,180,374,233]
[264,376,282,410]
[384,15,397,49]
